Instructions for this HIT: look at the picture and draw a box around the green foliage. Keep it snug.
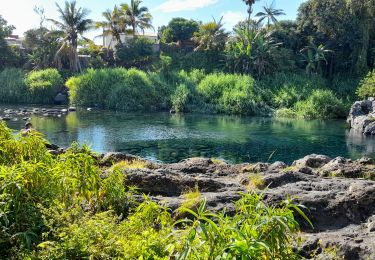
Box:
[257,72,328,107]
[171,84,190,113]
[357,70,375,98]
[295,89,346,119]
[116,37,155,69]
[0,123,309,259]
[0,68,28,103]
[198,73,269,115]
[0,15,19,70]
[161,17,199,43]
[25,69,63,103]
[0,68,64,104]
[66,68,160,111]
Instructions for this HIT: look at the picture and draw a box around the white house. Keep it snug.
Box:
[5,35,24,49]
[103,32,159,52]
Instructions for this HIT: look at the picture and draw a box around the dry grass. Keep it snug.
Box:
[247,174,266,190]
[180,185,202,210]
[110,159,148,172]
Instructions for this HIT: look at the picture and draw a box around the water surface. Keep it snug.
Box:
[3,107,375,164]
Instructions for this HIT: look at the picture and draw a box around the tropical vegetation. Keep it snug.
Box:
[0,0,375,119]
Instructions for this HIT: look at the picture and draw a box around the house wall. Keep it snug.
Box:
[103,33,159,52]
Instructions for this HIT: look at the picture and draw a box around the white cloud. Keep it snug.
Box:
[221,11,246,29]
[155,0,218,13]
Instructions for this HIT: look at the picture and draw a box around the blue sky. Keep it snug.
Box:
[2,0,305,41]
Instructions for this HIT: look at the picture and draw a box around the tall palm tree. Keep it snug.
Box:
[242,0,259,19]
[48,1,92,72]
[192,17,229,52]
[242,0,259,35]
[256,2,285,27]
[96,6,125,46]
[121,0,153,36]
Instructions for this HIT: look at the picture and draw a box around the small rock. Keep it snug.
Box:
[293,154,331,169]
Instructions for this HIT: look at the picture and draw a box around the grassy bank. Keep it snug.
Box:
[0,67,359,118]
[0,123,308,258]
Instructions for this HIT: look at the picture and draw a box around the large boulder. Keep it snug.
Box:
[347,98,375,135]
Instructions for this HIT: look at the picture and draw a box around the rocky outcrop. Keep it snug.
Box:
[347,98,375,135]
[102,153,375,259]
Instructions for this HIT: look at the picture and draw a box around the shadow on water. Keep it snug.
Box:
[4,107,375,164]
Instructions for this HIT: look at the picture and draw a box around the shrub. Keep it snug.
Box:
[197,73,267,115]
[357,70,375,98]
[106,69,158,111]
[295,89,346,119]
[0,68,27,103]
[25,69,64,103]
[171,84,190,112]
[66,68,128,107]
[67,68,161,111]
[275,108,297,118]
[257,72,328,108]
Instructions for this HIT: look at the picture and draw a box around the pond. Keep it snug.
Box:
[3,107,375,164]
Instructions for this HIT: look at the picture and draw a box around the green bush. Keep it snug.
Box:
[0,68,63,104]
[275,108,297,118]
[0,68,27,103]
[66,68,127,107]
[357,70,375,98]
[67,68,160,111]
[295,89,346,119]
[257,72,328,108]
[106,69,157,111]
[197,73,268,115]
[25,69,64,103]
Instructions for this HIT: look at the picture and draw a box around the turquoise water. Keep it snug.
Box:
[4,108,375,163]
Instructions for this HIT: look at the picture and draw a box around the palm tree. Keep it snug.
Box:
[48,1,92,72]
[96,6,125,46]
[192,17,229,52]
[256,2,285,27]
[300,42,333,75]
[242,0,259,35]
[121,0,153,36]
[242,0,259,19]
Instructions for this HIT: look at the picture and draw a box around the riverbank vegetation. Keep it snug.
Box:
[0,0,375,118]
[0,122,310,258]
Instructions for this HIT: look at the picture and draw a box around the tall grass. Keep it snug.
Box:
[66,68,162,111]
[0,68,28,103]
[0,68,63,104]
[198,73,270,115]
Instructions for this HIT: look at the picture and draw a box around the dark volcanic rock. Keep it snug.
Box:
[113,154,375,259]
[348,98,375,135]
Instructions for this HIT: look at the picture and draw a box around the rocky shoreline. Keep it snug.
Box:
[0,106,78,122]
[95,152,375,259]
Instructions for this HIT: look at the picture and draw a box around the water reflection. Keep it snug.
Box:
[3,108,375,164]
